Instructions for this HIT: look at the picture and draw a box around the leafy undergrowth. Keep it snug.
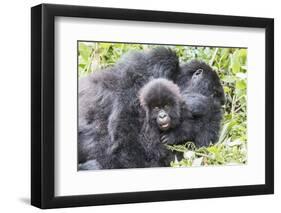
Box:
[167,140,247,168]
[167,118,247,168]
[167,109,248,168]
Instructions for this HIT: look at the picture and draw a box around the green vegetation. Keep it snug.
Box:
[78,42,247,167]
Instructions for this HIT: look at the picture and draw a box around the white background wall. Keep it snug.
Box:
[0,0,279,212]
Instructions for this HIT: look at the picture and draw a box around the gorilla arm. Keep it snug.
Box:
[183,92,212,117]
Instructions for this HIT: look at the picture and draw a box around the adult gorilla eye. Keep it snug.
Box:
[194,69,203,76]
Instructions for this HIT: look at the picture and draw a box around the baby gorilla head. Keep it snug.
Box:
[139,78,182,131]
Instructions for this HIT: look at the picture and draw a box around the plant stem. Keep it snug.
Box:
[195,152,210,158]
[210,48,219,66]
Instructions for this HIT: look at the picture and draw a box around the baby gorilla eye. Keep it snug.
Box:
[153,106,160,111]
[164,105,170,110]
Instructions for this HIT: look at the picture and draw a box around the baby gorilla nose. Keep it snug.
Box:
[157,110,171,131]
[158,110,167,119]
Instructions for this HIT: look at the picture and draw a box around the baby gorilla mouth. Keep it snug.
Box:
[157,110,171,131]
[158,121,171,131]
[160,123,169,128]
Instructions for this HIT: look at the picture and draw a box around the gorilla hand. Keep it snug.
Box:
[160,132,176,145]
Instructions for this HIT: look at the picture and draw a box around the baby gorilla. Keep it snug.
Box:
[140,68,224,148]
[138,79,183,166]
[139,78,182,132]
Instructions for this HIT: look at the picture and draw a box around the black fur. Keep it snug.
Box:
[139,78,182,131]
[78,47,225,169]
[78,47,179,169]
[163,61,225,147]
[137,78,184,166]
[177,60,225,105]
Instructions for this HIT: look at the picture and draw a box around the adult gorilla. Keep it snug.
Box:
[78,47,179,168]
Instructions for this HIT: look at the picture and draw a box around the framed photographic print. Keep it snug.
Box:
[31,3,274,209]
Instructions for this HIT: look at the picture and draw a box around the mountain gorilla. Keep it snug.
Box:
[78,47,225,170]
[78,47,180,169]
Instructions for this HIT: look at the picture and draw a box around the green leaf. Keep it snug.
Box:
[236,72,247,80]
[236,80,246,90]
[222,75,236,83]
[227,140,242,147]
[239,49,247,65]
[223,86,231,94]
[230,50,241,73]
[79,43,92,61]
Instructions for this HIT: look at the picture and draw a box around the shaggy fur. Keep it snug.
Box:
[163,61,225,147]
[78,47,179,169]
[177,60,225,105]
[78,47,225,170]
[137,78,184,166]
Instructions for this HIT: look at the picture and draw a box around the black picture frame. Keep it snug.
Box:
[31,3,274,209]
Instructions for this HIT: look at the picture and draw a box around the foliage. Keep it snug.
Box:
[78,42,247,167]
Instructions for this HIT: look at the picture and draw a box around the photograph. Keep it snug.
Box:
[77,42,248,170]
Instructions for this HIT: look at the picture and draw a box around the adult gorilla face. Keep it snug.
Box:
[178,60,225,105]
[139,78,182,132]
[190,68,225,105]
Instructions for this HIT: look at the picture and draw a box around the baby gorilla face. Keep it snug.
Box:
[157,108,171,130]
[139,78,182,132]
[151,104,172,131]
